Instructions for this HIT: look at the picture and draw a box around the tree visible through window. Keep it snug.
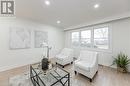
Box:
[94,27,109,49]
[71,26,110,50]
[81,30,91,47]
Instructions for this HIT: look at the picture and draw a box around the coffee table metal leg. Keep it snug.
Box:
[68,73,70,86]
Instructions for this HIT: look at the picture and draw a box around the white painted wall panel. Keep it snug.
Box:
[0,18,64,72]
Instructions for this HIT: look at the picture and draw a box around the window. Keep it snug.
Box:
[81,30,91,47]
[71,26,110,51]
[71,32,79,46]
[94,27,109,49]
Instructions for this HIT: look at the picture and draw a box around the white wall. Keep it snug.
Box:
[65,18,130,69]
[0,18,64,72]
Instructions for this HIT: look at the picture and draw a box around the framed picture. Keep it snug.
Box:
[34,31,48,48]
[9,27,31,49]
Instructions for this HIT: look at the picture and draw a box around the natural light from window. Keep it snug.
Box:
[72,32,79,46]
[81,30,91,47]
[94,27,109,49]
[71,26,110,50]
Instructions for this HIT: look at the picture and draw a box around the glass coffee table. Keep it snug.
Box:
[30,62,70,86]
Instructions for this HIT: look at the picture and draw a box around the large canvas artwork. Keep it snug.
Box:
[35,31,48,48]
[9,27,31,49]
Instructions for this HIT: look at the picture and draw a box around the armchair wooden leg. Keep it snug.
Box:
[74,71,77,75]
[56,62,57,64]
[90,78,92,82]
[96,71,98,74]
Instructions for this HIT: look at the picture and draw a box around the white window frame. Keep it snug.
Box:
[70,24,112,53]
[80,28,92,48]
[92,25,112,52]
[71,31,80,48]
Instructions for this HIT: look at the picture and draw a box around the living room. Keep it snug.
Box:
[0,0,130,86]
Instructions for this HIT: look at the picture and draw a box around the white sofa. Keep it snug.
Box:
[74,50,98,82]
[55,48,74,68]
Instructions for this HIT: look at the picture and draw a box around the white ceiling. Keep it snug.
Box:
[16,0,130,29]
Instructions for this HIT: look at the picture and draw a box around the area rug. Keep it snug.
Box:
[9,72,33,86]
[9,72,76,86]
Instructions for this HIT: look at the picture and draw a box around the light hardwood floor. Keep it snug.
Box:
[0,64,130,86]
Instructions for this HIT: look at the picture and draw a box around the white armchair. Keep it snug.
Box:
[55,48,74,68]
[74,50,98,82]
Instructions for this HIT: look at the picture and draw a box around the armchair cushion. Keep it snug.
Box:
[55,54,67,61]
[55,48,74,66]
[75,61,90,72]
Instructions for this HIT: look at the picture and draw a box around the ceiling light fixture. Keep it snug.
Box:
[57,20,61,24]
[45,0,50,6]
[94,4,99,8]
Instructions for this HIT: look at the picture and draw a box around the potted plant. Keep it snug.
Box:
[112,52,130,73]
